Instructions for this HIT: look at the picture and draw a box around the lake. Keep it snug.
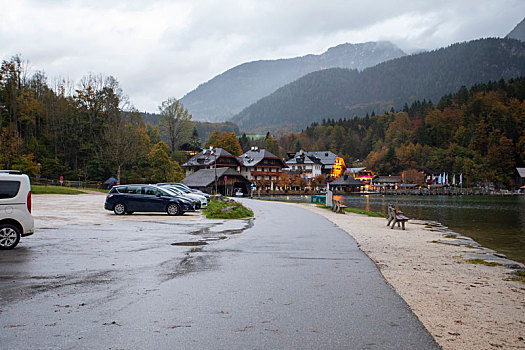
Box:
[262,194,525,265]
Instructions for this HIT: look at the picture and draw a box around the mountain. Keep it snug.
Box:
[180,41,406,122]
[230,38,525,134]
[507,17,525,41]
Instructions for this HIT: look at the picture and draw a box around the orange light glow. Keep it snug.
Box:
[330,157,346,178]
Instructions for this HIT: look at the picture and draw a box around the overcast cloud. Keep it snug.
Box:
[1,0,523,113]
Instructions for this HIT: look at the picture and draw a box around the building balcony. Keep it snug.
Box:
[251,171,283,177]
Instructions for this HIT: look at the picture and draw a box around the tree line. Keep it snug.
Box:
[3,53,523,190]
[276,78,525,189]
[0,55,194,184]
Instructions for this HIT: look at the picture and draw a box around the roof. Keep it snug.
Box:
[517,168,525,178]
[329,175,364,186]
[285,150,338,168]
[237,148,284,167]
[182,148,236,167]
[182,167,250,187]
[374,176,402,184]
[346,167,375,174]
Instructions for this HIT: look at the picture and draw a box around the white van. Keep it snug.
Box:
[0,170,34,249]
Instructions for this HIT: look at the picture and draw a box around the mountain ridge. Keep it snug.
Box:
[180,41,406,122]
[230,38,525,134]
[507,17,525,41]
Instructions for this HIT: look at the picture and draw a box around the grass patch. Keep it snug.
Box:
[246,134,266,140]
[444,234,458,239]
[83,187,109,193]
[425,225,433,228]
[466,258,502,266]
[204,199,253,219]
[31,185,86,195]
[317,203,384,217]
[508,270,525,283]
[344,207,384,217]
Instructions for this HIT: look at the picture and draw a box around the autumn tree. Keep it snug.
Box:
[278,172,292,190]
[265,133,280,156]
[310,174,326,189]
[104,110,150,184]
[158,97,193,154]
[205,131,242,156]
[148,141,184,183]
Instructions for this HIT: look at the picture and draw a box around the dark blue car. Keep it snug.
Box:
[104,184,195,215]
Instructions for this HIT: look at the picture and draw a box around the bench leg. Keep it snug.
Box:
[401,221,405,230]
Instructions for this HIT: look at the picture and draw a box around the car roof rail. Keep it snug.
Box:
[0,170,23,174]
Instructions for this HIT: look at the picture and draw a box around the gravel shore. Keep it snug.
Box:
[296,203,525,350]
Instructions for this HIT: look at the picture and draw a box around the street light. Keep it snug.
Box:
[209,146,218,195]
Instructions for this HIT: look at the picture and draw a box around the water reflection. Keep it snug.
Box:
[263,194,525,264]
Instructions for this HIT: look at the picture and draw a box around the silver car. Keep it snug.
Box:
[156,184,208,208]
[0,170,35,249]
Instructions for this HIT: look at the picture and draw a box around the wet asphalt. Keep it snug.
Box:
[0,198,439,349]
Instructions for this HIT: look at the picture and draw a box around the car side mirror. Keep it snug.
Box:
[156,193,161,197]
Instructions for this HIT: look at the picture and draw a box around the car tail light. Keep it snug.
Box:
[27,191,32,213]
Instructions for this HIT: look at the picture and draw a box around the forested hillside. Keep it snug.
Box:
[181,41,405,122]
[278,78,525,188]
[140,112,239,146]
[0,56,188,183]
[233,38,525,134]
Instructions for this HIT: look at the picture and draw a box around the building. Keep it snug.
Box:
[346,167,375,188]
[182,147,241,177]
[329,174,364,192]
[422,169,442,185]
[237,147,286,190]
[182,167,251,195]
[285,150,346,180]
[516,168,525,190]
[371,175,402,191]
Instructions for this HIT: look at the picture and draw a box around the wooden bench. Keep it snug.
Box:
[332,199,348,214]
[386,205,409,230]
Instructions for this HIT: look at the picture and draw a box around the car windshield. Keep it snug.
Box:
[159,187,178,196]
[175,186,191,193]
[160,186,184,195]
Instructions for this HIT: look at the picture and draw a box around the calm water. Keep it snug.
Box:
[263,194,525,264]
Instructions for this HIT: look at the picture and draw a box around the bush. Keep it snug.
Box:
[204,199,253,219]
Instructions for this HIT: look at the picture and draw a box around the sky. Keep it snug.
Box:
[1,0,524,113]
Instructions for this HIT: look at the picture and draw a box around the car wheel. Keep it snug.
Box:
[166,203,181,216]
[113,202,127,215]
[0,224,21,250]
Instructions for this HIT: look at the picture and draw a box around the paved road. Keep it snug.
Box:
[0,198,439,349]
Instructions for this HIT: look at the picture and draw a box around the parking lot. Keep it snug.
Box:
[0,194,437,349]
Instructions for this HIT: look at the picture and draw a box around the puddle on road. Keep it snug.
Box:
[172,241,208,246]
[171,236,228,246]
[173,218,254,247]
[189,218,254,236]
[163,219,254,282]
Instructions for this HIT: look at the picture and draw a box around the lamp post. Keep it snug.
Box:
[209,146,218,195]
